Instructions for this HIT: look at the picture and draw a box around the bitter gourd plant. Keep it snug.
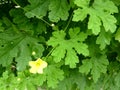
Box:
[0,0,120,90]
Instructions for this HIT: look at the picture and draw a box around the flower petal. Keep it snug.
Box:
[37,68,43,74]
[29,68,37,74]
[41,61,48,68]
[29,61,36,66]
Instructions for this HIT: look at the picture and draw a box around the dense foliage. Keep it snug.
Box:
[0,0,120,90]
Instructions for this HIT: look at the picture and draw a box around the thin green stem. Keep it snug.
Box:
[45,45,58,59]
[40,18,52,27]
[45,12,74,58]
[64,12,73,31]
[12,0,52,27]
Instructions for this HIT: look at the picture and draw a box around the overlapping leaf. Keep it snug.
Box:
[24,0,49,18]
[0,21,4,32]
[47,28,89,68]
[96,28,112,50]
[45,65,64,88]
[115,28,120,42]
[49,0,70,22]
[54,71,87,90]
[79,55,109,82]
[10,8,46,37]
[73,0,118,35]
[0,31,44,71]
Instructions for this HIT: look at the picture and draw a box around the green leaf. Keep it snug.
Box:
[48,0,70,22]
[74,0,90,7]
[72,0,89,21]
[72,8,88,21]
[79,55,109,82]
[91,55,109,82]
[16,73,36,90]
[10,9,33,31]
[112,0,120,6]
[73,0,118,35]
[96,29,112,50]
[46,65,64,88]
[79,59,92,74]
[33,74,46,86]
[100,14,117,33]
[71,72,87,90]
[51,46,66,63]
[115,72,120,87]
[0,21,4,32]
[93,0,118,14]
[115,28,120,42]
[65,48,79,68]
[24,0,49,18]
[102,73,119,90]
[0,31,44,71]
[88,10,101,35]
[47,28,89,68]
[10,8,47,36]
[55,71,87,90]
[55,78,73,90]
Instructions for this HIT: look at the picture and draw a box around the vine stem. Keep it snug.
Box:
[12,0,74,58]
[64,12,73,31]
[45,45,58,59]
[45,12,74,58]
[12,0,52,27]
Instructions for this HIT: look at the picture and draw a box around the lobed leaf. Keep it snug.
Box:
[47,28,89,68]
[73,0,118,35]
[79,55,109,82]
[48,0,70,22]
[115,28,120,42]
[46,65,64,88]
[0,31,44,71]
[96,29,112,50]
[24,0,49,18]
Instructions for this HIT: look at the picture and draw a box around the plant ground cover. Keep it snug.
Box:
[0,0,120,90]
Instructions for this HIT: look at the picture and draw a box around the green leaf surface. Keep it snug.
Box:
[10,8,47,37]
[72,8,88,22]
[79,59,92,75]
[96,29,112,50]
[73,0,118,35]
[47,28,89,68]
[48,0,70,22]
[51,46,66,62]
[46,65,64,88]
[0,21,4,32]
[79,55,109,82]
[10,9,33,31]
[24,0,49,18]
[115,28,120,42]
[88,10,101,35]
[100,14,117,33]
[54,71,87,90]
[0,31,44,71]
[74,0,90,7]
[65,48,79,68]
[115,72,120,87]
[1,0,120,89]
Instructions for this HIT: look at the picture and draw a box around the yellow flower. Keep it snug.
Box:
[29,58,47,74]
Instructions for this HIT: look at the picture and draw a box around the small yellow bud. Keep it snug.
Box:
[15,5,21,8]
[51,23,55,27]
[32,51,36,55]
[17,78,21,81]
